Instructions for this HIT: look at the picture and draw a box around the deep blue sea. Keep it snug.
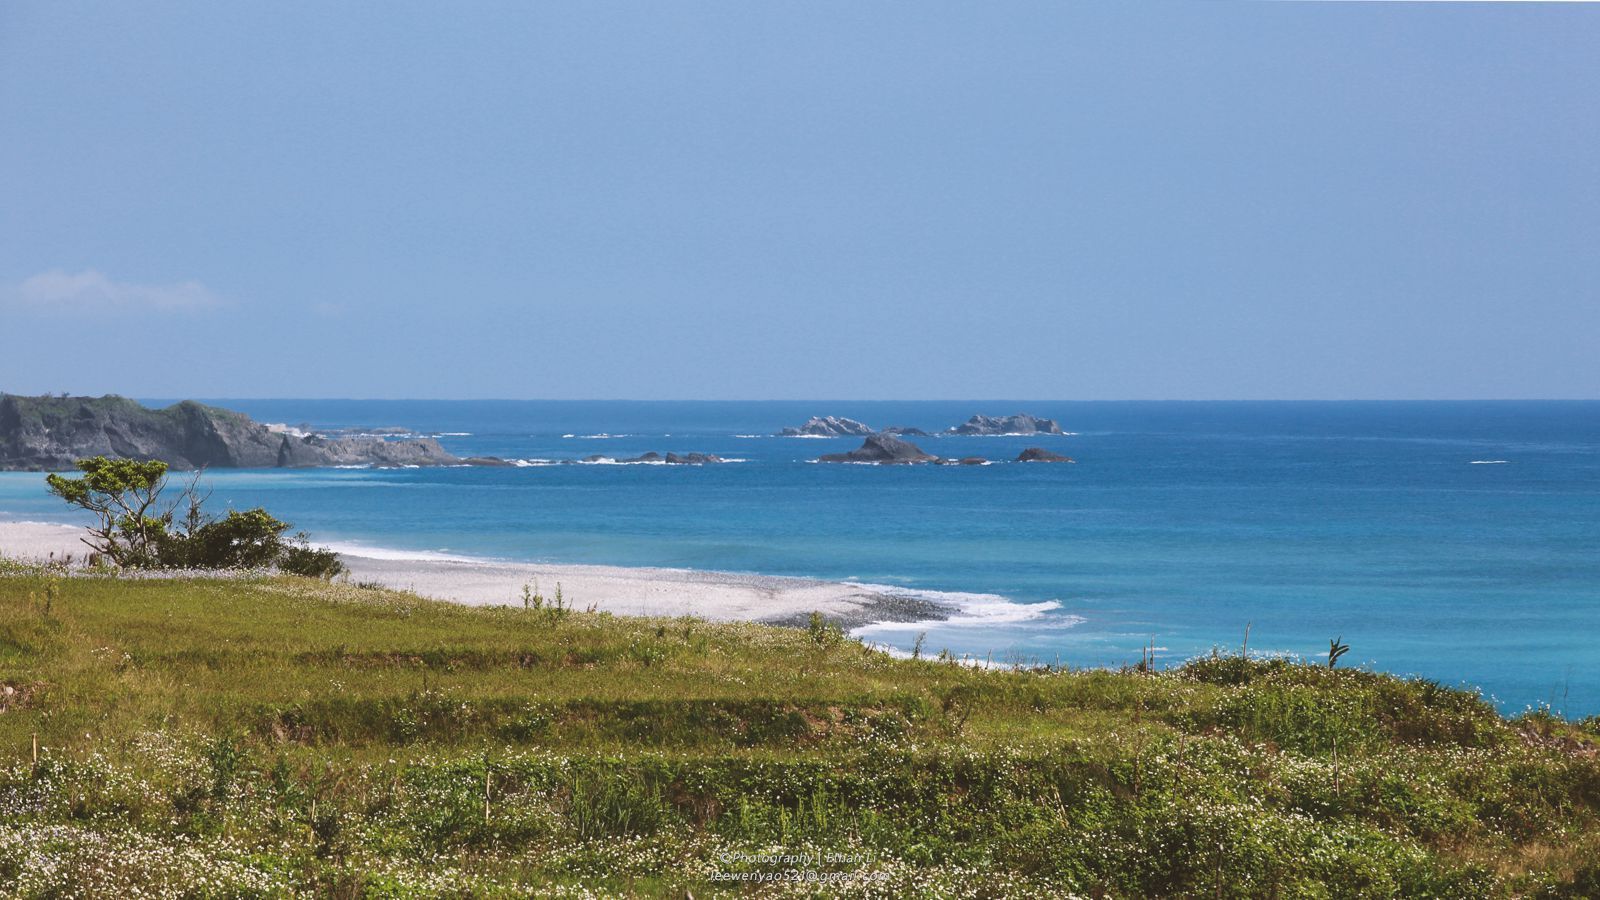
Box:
[3,400,1597,717]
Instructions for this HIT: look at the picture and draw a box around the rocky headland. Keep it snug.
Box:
[0,394,498,471]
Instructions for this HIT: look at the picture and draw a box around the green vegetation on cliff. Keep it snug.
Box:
[1,568,1598,897]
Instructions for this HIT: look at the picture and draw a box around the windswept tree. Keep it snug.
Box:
[46,457,179,567]
[45,456,344,577]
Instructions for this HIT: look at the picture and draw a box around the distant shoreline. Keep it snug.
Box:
[0,518,952,630]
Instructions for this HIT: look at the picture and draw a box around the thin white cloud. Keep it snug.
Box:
[5,269,220,312]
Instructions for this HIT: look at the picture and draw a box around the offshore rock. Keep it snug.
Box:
[1016,447,1075,463]
[576,451,725,464]
[817,434,940,465]
[947,413,1065,436]
[779,416,875,437]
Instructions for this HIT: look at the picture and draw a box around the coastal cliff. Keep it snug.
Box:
[0,394,471,470]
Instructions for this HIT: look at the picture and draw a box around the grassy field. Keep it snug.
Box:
[3,564,1600,897]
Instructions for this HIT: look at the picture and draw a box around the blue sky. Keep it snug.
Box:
[2,2,1596,400]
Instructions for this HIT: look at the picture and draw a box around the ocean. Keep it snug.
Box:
[2,400,1597,716]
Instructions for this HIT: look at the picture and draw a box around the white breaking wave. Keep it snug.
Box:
[322,541,488,563]
[0,519,82,532]
[436,432,472,436]
[850,583,1071,635]
[1470,460,1510,464]
[856,595,1084,668]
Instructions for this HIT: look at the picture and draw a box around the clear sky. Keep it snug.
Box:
[2,2,1597,400]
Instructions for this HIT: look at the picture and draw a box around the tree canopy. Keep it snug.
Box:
[45,456,343,577]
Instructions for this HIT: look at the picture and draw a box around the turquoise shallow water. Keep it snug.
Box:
[2,400,1597,716]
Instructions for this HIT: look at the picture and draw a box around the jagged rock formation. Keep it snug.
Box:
[817,434,940,465]
[779,416,874,437]
[947,413,1065,436]
[955,457,988,466]
[1016,447,1075,463]
[880,426,930,436]
[0,394,488,471]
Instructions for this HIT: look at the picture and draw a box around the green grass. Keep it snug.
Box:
[3,568,1600,897]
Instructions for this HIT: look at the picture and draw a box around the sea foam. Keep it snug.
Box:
[321,541,488,563]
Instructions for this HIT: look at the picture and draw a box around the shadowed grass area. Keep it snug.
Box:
[3,568,1600,897]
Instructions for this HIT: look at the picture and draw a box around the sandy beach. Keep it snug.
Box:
[0,519,948,628]
[0,520,88,562]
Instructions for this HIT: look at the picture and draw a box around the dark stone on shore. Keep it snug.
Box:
[765,592,952,630]
[460,456,515,467]
[947,413,1065,436]
[957,457,988,466]
[817,434,940,464]
[779,416,874,437]
[880,426,930,436]
[1017,447,1075,463]
[0,393,466,471]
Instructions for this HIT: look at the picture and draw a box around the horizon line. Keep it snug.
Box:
[111,395,1600,404]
